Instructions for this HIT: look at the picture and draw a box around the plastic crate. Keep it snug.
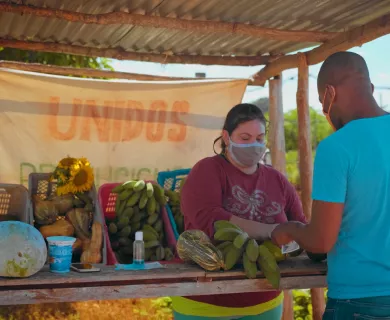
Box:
[0,183,33,224]
[98,181,178,265]
[157,169,191,240]
[28,173,107,265]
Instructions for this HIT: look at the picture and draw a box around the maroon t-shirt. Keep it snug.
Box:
[181,155,307,308]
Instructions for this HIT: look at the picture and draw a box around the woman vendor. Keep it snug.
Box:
[171,103,307,320]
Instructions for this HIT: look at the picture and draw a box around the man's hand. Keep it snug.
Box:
[271,221,306,247]
[271,223,293,246]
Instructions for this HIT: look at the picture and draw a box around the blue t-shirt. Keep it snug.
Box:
[312,114,390,299]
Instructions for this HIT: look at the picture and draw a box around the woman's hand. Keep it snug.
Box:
[230,215,278,241]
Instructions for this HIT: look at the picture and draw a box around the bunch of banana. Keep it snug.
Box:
[107,180,174,263]
[213,220,281,288]
[164,180,186,235]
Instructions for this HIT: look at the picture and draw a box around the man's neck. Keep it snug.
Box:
[347,97,388,123]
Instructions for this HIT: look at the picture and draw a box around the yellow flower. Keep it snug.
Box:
[78,157,90,166]
[67,163,94,193]
[56,184,72,196]
[57,157,77,170]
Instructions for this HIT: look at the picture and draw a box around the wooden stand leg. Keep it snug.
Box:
[282,290,294,320]
[296,53,326,320]
[311,288,325,320]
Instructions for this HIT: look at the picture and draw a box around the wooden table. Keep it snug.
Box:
[0,256,327,305]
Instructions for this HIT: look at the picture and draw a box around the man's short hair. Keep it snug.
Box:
[317,52,370,90]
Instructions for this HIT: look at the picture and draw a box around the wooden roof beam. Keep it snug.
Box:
[0,39,274,66]
[252,13,390,86]
[0,60,254,84]
[0,2,336,43]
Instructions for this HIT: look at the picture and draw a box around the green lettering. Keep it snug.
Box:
[136,168,151,180]
[114,167,130,182]
[20,162,36,186]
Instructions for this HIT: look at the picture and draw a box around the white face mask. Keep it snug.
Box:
[228,138,266,167]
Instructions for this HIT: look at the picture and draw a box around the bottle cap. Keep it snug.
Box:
[135,231,143,241]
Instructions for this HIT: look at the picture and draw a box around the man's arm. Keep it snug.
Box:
[275,200,343,253]
[272,138,349,253]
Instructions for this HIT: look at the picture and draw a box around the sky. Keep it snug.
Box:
[110,35,390,113]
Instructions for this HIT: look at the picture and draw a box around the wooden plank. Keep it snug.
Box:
[0,3,336,43]
[253,13,390,85]
[0,256,326,287]
[0,39,272,67]
[0,263,205,287]
[296,53,326,320]
[0,275,327,306]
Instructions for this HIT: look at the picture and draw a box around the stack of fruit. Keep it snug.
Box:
[213,220,281,288]
[165,190,184,235]
[164,178,186,235]
[107,180,174,263]
[176,220,304,289]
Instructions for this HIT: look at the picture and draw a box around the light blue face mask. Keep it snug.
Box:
[228,138,266,167]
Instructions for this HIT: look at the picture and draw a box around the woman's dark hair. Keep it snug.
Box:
[213,103,267,154]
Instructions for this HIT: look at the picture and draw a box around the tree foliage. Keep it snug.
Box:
[0,48,113,70]
[283,107,333,152]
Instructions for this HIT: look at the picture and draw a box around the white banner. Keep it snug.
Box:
[0,69,247,187]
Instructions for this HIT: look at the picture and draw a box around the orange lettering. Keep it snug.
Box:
[146,101,167,142]
[111,100,124,142]
[48,97,80,141]
[80,100,112,142]
[168,101,190,142]
[122,101,144,141]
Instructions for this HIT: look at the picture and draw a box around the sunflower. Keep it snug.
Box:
[57,157,77,170]
[67,163,94,194]
[56,184,73,196]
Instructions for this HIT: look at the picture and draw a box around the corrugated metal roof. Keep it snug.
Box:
[0,0,390,58]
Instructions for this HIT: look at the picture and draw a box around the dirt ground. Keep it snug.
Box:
[0,298,173,320]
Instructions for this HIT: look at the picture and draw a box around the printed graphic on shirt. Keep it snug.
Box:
[224,185,282,223]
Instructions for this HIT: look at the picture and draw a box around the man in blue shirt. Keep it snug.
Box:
[272,51,390,319]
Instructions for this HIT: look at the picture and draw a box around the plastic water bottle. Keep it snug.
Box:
[133,231,145,265]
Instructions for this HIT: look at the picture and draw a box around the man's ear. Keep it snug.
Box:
[371,83,375,94]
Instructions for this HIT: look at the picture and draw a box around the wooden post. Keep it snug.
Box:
[296,52,325,320]
[268,74,293,320]
[268,75,286,175]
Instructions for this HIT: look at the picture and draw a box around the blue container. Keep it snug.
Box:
[47,236,76,273]
[157,168,191,240]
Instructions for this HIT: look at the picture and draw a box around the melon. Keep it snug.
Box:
[0,221,47,277]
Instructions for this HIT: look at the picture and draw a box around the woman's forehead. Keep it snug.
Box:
[234,120,265,134]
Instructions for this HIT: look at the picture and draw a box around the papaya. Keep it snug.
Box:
[176,230,224,271]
